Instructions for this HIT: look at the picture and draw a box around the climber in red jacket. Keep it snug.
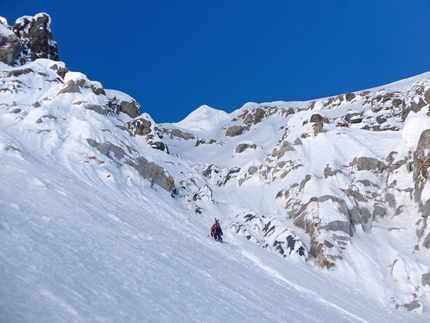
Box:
[210,218,223,242]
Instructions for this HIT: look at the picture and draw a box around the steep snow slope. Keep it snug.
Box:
[158,73,430,314]
[1,12,430,322]
[0,99,423,323]
[0,58,428,322]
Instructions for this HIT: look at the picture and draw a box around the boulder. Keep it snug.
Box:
[167,128,195,140]
[106,96,140,118]
[58,79,82,94]
[151,141,167,152]
[310,113,328,123]
[235,143,257,153]
[225,125,246,137]
[119,100,140,118]
[49,63,68,79]
[402,300,421,311]
[127,118,152,136]
[345,92,356,102]
[351,157,385,172]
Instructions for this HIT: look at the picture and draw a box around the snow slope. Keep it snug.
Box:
[1,17,430,321]
[0,107,422,322]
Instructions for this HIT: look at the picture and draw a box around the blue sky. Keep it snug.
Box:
[3,1,430,123]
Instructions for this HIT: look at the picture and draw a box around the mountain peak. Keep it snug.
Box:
[175,104,229,131]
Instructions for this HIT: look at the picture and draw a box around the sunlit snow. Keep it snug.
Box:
[1,58,430,323]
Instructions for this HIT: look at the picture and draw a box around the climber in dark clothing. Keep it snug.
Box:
[210,218,223,242]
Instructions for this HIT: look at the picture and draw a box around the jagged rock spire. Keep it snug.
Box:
[0,13,59,66]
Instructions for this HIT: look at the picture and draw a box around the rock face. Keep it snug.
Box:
[234,143,257,153]
[231,211,308,261]
[225,125,246,137]
[127,116,169,153]
[0,13,59,66]
[414,129,430,178]
[0,22,21,65]
[101,130,170,190]
[104,95,140,119]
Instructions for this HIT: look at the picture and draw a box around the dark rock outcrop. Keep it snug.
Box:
[225,125,246,137]
[9,13,59,65]
[310,113,328,123]
[235,143,257,153]
[163,128,195,140]
[351,157,386,173]
[127,117,169,153]
[230,211,309,261]
[107,96,140,118]
[49,63,68,79]
[127,118,152,136]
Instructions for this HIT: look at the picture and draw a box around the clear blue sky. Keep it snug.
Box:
[3,1,430,123]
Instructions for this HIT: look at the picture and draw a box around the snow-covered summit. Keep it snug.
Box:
[175,104,229,131]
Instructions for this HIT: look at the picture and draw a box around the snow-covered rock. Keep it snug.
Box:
[0,13,59,66]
